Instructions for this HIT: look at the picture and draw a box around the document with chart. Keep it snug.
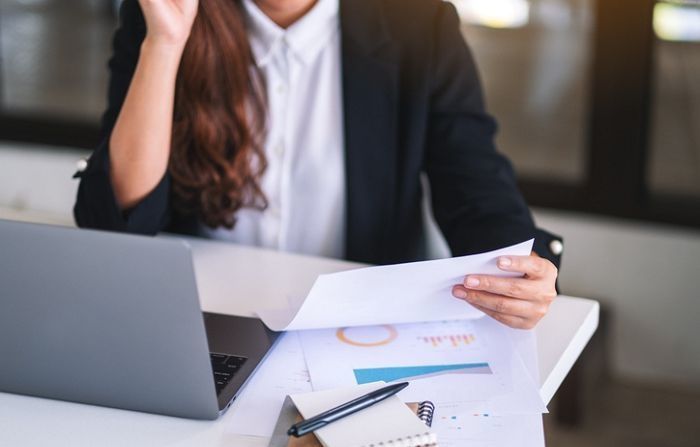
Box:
[228,240,546,446]
[298,317,547,415]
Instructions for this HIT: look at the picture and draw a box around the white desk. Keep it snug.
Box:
[0,238,598,446]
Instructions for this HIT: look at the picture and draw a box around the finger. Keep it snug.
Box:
[470,302,533,329]
[462,275,541,300]
[453,286,545,319]
[495,255,556,279]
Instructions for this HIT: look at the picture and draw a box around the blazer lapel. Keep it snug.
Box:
[340,0,399,264]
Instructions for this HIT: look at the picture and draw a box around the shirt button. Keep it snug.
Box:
[269,206,281,219]
[276,84,286,94]
[549,240,564,256]
[275,143,284,157]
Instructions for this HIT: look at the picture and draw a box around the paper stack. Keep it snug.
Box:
[226,240,547,446]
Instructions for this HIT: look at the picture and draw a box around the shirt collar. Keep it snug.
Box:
[242,0,339,67]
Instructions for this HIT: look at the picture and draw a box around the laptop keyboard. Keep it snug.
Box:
[210,353,247,394]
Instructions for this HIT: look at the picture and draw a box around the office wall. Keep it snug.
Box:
[0,143,87,224]
[1,143,699,388]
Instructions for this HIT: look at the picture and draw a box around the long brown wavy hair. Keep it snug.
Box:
[170,0,267,229]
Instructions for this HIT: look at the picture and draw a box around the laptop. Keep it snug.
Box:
[0,219,280,420]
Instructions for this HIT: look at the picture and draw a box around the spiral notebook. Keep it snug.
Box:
[268,382,437,447]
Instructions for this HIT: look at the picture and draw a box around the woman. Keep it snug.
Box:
[75,0,561,329]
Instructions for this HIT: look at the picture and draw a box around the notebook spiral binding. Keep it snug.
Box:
[361,401,438,447]
[416,401,435,427]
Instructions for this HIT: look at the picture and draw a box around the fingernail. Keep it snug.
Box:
[453,289,467,299]
[498,257,512,267]
[466,276,480,287]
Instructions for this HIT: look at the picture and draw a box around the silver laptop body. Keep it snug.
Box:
[0,219,278,420]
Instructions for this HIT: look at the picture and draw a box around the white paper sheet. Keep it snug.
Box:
[433,407,544,447]
[298,317,547,415]
[507,325,540,385]
[225,332,312,437]
[258,240,534,331]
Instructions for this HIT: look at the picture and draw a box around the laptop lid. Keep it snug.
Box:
[0,219,220,420]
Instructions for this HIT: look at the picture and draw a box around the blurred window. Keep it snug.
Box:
[451,0,594,183]
[648,0,700,197]
[0,0,115,120]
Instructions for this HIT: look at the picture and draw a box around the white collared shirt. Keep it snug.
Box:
[200,0,346,259]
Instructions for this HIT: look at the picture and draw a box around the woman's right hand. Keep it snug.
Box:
[109,0,199,209]
[138,0,199,47]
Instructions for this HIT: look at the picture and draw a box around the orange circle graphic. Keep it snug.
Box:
[336,325,398,347]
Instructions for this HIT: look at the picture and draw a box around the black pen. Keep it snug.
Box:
[287,382,410,437]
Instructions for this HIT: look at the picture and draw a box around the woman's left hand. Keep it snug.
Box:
[452,253,558,329]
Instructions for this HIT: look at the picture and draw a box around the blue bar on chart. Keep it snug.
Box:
[354,362,493,384]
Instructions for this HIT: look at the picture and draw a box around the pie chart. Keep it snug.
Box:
[336,325,398,347]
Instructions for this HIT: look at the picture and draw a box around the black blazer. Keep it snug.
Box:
[74,0,563,268]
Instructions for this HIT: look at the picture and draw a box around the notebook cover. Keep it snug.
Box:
[268,384,436,447]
